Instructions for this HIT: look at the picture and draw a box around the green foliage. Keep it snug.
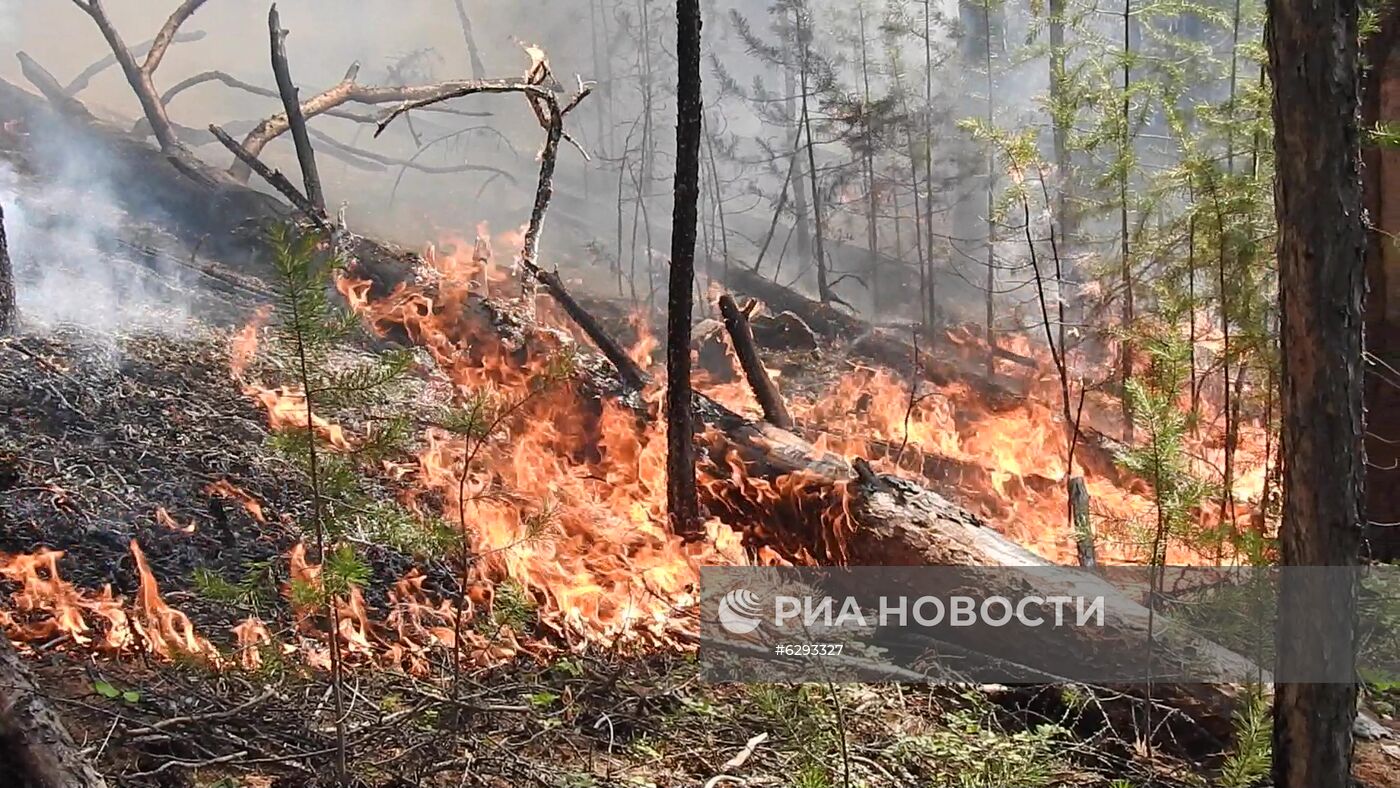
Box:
[481,578,537,633]
[893,696,1070,788]
[193,561,276,611]
[1216,685,1271,788]
[1116,328,1215,560]
[93,679,141,704]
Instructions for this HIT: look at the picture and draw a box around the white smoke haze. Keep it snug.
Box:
[0,0,1116,334]
[0,129,191,336]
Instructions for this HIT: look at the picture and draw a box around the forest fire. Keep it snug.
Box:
[0,542,215,661]
[0,226,1269,678]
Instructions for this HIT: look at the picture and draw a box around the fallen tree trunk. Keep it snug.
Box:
[0,633,109,788]
[0,78,1259,733]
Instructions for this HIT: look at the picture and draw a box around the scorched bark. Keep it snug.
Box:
[1267,0,1367,782]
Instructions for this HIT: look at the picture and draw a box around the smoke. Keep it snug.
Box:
[0,113,191,336]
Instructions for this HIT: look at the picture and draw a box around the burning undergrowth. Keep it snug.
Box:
[0,217,1277,679]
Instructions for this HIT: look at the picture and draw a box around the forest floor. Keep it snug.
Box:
[2,322,1398,787]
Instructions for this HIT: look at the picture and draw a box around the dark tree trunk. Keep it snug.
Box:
[1360,6,1400,562]
[1267,0,1366,782]
[666,0,703,534]
[0,202,13,335]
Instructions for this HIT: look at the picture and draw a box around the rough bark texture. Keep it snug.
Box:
[666,0,703,534]
[1268,0,1366,783]
[0,632,110,788]
[0,202,13,335]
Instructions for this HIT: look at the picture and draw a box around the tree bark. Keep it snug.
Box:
[0,202,13,335]
[718,294,793,429]
[0,632,109,788]
[667,0,703,535]
[1360,3,1400,562]
[1267,0,1366,782]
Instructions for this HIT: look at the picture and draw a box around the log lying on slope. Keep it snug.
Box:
[1,77,1256,733]
[0,633,109,788]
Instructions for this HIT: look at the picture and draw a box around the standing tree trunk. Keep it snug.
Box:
[1119,0,1135,442]
[1268,0,1366,781]
[667,0,703,534]
[0,203,13,335]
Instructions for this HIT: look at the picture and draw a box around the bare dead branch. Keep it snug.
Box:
[68,0,211,152]
[230,74,519,182]
[451,0,488,80]
[267,4,324,212]
[64,30,206,96]
[15,53,89,116]
[305,127,515,180]
[718,293,793,429]
[209,124,328,231]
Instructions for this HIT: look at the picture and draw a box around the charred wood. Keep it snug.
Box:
[266,5,325,213]
[718,293,792,429]
[0,202,13,335]
[0,632,109,788]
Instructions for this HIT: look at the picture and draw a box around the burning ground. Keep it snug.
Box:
[0,222,1323,786]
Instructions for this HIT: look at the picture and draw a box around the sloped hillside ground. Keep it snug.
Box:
[0,323,1151,788]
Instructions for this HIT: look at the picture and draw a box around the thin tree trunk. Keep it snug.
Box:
[1048,0,1075,314]
[858,4,879,312]
[786,36,812,262]
[1267,0,1366,781]
[1119,0,1135,441]
[983,0,997,376]
[796,5,830,303]
[923,0,938,329]
[667,0,703,534]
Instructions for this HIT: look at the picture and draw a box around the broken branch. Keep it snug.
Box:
[267,4,324,213]
[718,293,793,429]
[209,124,328,231]
[64,29,207,96]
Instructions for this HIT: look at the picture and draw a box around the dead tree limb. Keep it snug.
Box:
[0,632,109,788]
[68,0,210,153]
[267,4,324,212]
[451,0,488,80]
[718,293,792,429]
[65,29,206,96]
[232,73,531,182]
[305,127,515,180]
[15,53,90,116]
[209,124,328,231]
[0,202,14,335]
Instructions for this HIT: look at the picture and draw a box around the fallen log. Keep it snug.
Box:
[0,78,1260,732]
[0,632,109,788]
